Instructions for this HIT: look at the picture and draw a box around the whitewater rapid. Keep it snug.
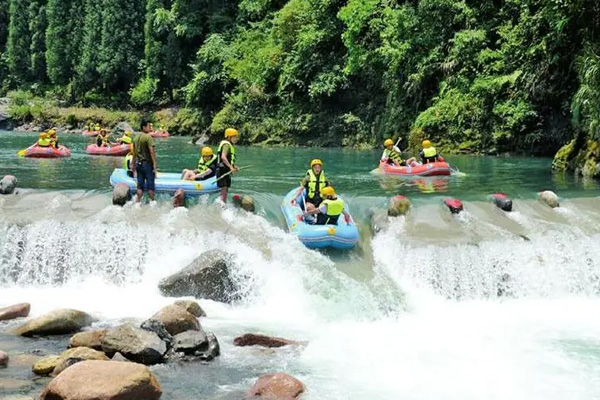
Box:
[2,190,600,399]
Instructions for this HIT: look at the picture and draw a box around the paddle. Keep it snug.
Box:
[215,165,253,182]
[17,145,35,157]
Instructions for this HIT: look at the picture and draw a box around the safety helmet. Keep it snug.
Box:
[422,140,432,148]
[310,159,323,168]
[225,128,238,138]
[384,139,394,147]
[39,132,47,139]
[201,147,214,156]
[125,130,132,137]
[321,186,335,197]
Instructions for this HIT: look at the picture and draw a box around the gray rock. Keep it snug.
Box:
[158,250,240,303]
[101,324,167,365]
[172,333,220,362]
[0,350,8,367]
[174,300,206,318]
[539,190,560,208]
[112,183,132,206]
[0,175,17,195]
[150,304,200,336]
[111,121,135,138]
[0,302,30,321]
[173,330,208,355]
[140,319,173,348]
[111,352,130,362]
[11,309,95,337]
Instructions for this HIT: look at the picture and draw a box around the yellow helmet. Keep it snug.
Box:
[125,130,132,137]
[225,128,238,138]
[321,186,336,197]
[39,132,48,139]
[201,147,214,156]
[384,139,394,147]
[310,159,323,168]
[422,140,432,148]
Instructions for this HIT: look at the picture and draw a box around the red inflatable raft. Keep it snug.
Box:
[149,130,170,138]
[20,145,71,158]
[82,130,100,137]
[85,144,131,156]
[379,161,451,177]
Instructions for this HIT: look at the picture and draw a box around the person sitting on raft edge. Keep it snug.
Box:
[48,129,59,149]
[96,129,111,147]
[181,146,218,181]
[292,158,330,215]
[300,186,351,225]
[419,140,441,164]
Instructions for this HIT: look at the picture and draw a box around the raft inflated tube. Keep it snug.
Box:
[492,193,512,212]
[85,144,131,156]
[444,198,463,214]
[281,188,359,250]
[379,161,451,177]
[109,168,219,196]
[82,130,100,137]
[20,145,71,158]
[149,131,170,138]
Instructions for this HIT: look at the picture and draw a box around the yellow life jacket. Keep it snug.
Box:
[423,147,437,158]
[384,148,403,164]
[37,138,51,147]
[123,154,133,170]
[218,140,236,166]
[198,154,218,172]
[321,198,344,224]
[306,169,327,200]
[95,124,100,131]
[120,135,132,144]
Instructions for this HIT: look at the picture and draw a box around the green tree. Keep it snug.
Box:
[28,0,47,82]
[7,0,31,84]
[46,0,84,86]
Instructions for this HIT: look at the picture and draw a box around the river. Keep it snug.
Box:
[1,130,600,399]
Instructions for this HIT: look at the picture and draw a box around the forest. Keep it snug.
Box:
[0,0,599,164]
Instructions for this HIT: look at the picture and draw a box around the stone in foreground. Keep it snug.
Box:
[151,304,200,336]
[101,324,167,365]
[12,309,95,337]
[248,373,305,400]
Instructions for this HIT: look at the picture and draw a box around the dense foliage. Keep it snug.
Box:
[0,0,599,155]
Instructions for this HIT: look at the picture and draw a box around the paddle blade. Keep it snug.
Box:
[17,149,27,157]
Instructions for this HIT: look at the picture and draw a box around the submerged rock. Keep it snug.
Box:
[40,360,162,400]
[248,373,305,400]
[112,183,131,206]
[0,350,8,367]
[539,190,559,208]
[0,302,30,321]
[172,188,186,208]
[232,194,256,212]
[173,299,206,318]
[33,355,62,375]
[0,175,17,194]
[158,250,240,303]
[140,319,174,348]
[12,309,95,337]
[150,304,200,336]
[101,324,167,365]
[388,195,411,216]
[69,329,107,351]
[234,334,302,348]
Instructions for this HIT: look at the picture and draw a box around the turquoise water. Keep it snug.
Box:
[1,130,598,202]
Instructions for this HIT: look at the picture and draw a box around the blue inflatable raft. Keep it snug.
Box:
[281,188,359,249]
[109,168,219,196]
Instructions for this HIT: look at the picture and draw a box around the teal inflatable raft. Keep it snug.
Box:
[281,188,359,249]
[109,168,219,195]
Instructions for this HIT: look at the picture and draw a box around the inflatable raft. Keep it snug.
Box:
[281,188,359,249]
[378,160,451,177]
[85,144,130,156]
[82,130,100,137]
[19,145,71,158]
[150,131,169,138]
[109,168,219,195]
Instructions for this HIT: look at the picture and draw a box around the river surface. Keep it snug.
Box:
[1,130,600,399]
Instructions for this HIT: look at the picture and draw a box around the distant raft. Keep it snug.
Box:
[109,168,219,196]
[19,145,71,158]
[82,130,100,137]
[281,188,359,250]
[85,144,130,156]
[149,131,170,138]
[378,161,451,177]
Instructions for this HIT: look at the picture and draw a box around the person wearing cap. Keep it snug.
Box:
[216,128,240,202]
[419,140,440,164]
[182,146,219,181]
[381,138,404,166]
[292,159,330,215]
[300,186,351,225]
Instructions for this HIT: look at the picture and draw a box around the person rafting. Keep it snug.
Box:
[117,130,133,145]
[48,129,59,149]
[182,146,218,181]
[96,129,110,147]
[94,123,101,132]
[132,118,157,203]
[420,140,440,164]
[292,159,330,213]
[300,186,351,225]
[381,139,405,166]
[123,148,134,178]
[37,132,51,147]
[216,128,240,203]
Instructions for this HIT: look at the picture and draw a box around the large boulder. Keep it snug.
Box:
[112,183,131,206]
[0,303,30,321]
[69,329,107,351]
[0,350,8,367]
[173,300,206,318]
[11,309,95,337]
[539,190,560,208]
[40,360,162,400]
[101,324,167,365]
[233,334,302,348]
[388,195,411,217]
[172,332,220,362]
[111,121,135,138]
[248,373,305,400]
[0,175,17,195]
[150,304,200,336]
[158,250,239,303]
[33,347,108,376]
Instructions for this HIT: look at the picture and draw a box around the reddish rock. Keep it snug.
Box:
[234,334,301,348]
[40,360,162,400]
[69,329,107,351]
[248,373,305,400]
[0,303,31,321]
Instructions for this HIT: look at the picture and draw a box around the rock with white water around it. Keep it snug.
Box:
[172,332,220,362]
[101,324,167,365]
[11,309,95,337]
[172,189,186,208]
[172,330,207,355]
[112,183,131,206]
[232,194,256,213]
[0,350,8,367]
[173,300,206,318]
[248,373,305,400]
[233,334,302,348]
[111,121,135,138]
[0,302,30,321]
[33,347,108,376]
[158,250,239,303]
[539,190,560,208]
[69,329,107,351]
[140,319,173,348]
[40,360,162,400]
[0,175,17,194]
[150,304,200,336]
[388,195,411,217]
